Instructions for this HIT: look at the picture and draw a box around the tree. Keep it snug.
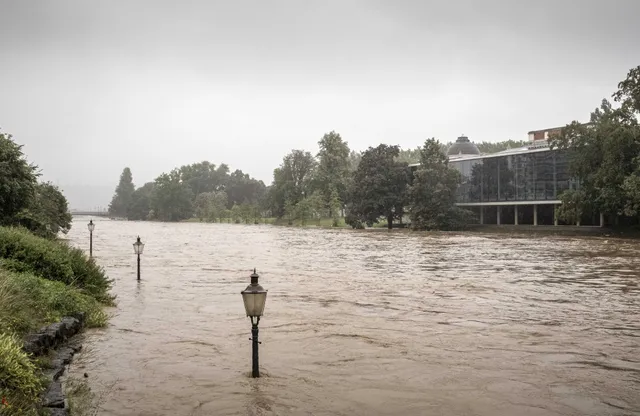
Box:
[179,161,228,197]
[194,192,214,220]
[226,169,266,208]
[230,204,241,223]
[0,132,38,224]
[294,197,314,225]
[109,167,135,217]
[15,182,72,239]
[269,150,317,218]
[408,138,471,230]
[555,189,586,225]
[614,65,640,114]
[127,182,155,221]
[348,150,362,172]
[549,66,640,223]
[315,131,350,216]
[209,191,228,222]
[150,170,194,221]
[328,187,342,226]
[346,144,409,229]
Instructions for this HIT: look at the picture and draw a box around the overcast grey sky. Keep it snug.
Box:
[1,0,638,209]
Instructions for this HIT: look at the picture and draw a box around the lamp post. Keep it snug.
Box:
[87,220,95,257]
[241,269,268,378]
[133,236,144,280]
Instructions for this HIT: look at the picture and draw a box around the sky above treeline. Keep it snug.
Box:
[1,0,639,209]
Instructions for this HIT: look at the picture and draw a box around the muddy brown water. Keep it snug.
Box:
[66,217,640,416]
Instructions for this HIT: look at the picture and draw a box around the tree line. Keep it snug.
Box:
[109,131,492,229]
[0,132,72,239]
[108,163,266,222]
[551,65,640,226]
[110,65,640,230]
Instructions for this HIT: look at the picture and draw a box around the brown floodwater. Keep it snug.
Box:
[65,217,640,416]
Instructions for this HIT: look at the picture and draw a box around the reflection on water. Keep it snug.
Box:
[66,218,640,415]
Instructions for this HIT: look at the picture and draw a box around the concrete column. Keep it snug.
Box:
[497,207,501,225]
[533,204,538,226]
[480,207,484,225]
[554,205,558,226]
[600,213,604,227]
[514,205,519,225]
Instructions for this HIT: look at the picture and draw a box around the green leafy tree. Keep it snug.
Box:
[346,144,409,229]
[408,138,471,230]
[328,188,342,227]
[179,161,228,197]
[238,202,253,223]
[127,182,155,221]
[549,66,640,223]
[614,65,640,114]
[270,150,317,217]
[348,150,362,172]
[226,169,266,208]
[250,203,262,224]
[555,189,586,225]
[0,132,38,224]
[15,182,72,239]
[194,192,214,220]
[208,191,228,222]
[622,164,640,217]
[230,204,241,223]
[315,131,350,216]
[150,170,194,221]
[284,198,296,225]
[108,167,135,217]
[294,197,314,225]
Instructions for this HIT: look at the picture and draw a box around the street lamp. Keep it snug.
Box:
[241,269,268,378]
[87,220,95,257]
[133,236,145,280]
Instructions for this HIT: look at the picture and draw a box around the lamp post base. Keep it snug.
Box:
[137,254,141,280]
[251,324,259,378]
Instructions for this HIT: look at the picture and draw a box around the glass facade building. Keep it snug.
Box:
[448,148,576,204]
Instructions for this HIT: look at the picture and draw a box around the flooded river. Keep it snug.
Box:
[66,217,640,416]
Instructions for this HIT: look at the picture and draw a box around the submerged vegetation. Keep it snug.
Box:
[0,132,112,415]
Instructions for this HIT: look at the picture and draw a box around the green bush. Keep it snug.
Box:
[0,333,44,416]
[0,227,112,302]
[0,269,108,335]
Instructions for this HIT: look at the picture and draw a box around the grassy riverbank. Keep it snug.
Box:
[0,226,112,415]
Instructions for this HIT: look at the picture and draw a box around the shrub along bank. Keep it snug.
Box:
[0,227,112,415]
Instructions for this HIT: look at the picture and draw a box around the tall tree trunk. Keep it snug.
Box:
[387,214,393,229]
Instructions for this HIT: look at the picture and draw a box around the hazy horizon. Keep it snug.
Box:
[1,0,638,209]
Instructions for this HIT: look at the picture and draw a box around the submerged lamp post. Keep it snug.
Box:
[241,269,268,378]
[87,220,95,257]
[133,236,144,280]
